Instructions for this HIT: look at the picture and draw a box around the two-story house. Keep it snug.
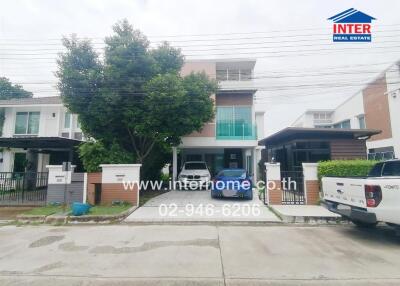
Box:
[292,61,400,160]
[0,96,83,173]
[0,58,265,180]
[174,58,265,181]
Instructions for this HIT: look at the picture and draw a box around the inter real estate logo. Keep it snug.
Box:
[328,8,376,42]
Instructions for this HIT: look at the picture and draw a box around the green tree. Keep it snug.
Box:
[57,20,217,176]
[0,77,33,135]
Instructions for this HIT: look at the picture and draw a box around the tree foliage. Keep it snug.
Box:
[0,77,33,135]
[78,141,134,173]
[57,20,217,176]
[0,77,33,100]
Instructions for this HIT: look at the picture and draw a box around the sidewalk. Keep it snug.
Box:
[270,204,343,223]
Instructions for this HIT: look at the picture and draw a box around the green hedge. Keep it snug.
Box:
[318,160,378,180]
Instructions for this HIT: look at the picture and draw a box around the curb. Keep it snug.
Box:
[268,206,349,224]
[16,206,138,225]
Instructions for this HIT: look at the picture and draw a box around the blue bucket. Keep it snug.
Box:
[72,203,91,216]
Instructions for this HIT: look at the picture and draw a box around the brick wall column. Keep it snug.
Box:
[265,163,282,205]
[100,164,142,207]
[302,163,320,205]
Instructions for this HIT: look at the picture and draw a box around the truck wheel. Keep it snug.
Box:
[351,220,378,228]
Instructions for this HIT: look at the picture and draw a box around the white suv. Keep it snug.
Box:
[178,161,211,189]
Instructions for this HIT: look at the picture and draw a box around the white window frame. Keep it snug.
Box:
[14,111,40,135]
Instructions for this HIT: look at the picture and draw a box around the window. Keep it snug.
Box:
[64,112,71,128]
[216,106,253,138]
[217,169,246,178]
[358,115,366,129]
[228,69,239,81]
[216,68,253,81]
[216,70,227,81]
[76,116,81,129]
[14,112,40,135]
[240,69,252,81]
[184,162,207,170]
[382,161,400,176]
[333,120,351,129]
[368,163,384,177]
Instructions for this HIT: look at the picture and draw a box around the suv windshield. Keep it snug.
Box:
[184,162,207,170]
[217,169,246,178]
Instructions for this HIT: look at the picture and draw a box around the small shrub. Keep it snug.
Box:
[318,160,378,180]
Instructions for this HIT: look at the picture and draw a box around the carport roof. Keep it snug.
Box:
[0,136,82,149]
[258,127,381,146]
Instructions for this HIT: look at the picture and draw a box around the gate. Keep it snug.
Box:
[0,172,48,206]
[281,170,305,205]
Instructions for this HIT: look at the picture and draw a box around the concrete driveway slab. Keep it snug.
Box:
[125,190,280,223]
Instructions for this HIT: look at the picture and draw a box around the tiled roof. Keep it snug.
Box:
[0,96,62,106]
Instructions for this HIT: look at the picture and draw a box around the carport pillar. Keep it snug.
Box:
[172,147,178,189]
[265,163,282,205]
[302,163,320,205]
[252,147,258,183]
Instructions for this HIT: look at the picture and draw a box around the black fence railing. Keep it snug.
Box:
[281,170,305,205]
[0,172,48,205]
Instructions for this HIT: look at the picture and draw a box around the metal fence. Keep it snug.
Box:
[281,171,305,205]
[0,172,48,206]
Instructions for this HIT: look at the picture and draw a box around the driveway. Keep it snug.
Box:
[125,189,280,223]
[1,224,400,285]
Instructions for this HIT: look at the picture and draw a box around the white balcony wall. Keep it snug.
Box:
[1,105,81,138]
[332,91,365,128]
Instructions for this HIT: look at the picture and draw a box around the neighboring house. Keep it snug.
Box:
[175,58,265,181]
[292,61,400,160]
[0,97,83,173]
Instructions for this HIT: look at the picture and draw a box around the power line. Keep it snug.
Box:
[2,44,400,60]
[1,28,400,46]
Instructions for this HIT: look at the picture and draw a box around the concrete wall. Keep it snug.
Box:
[46,166,84,204]
[47,173,84,205]
[386,64,400,157]
[215,93,253,106]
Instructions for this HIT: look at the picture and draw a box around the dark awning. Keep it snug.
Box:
[258,127,381,146]
[0,137,82,149]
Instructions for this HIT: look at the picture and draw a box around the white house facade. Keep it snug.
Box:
[292,61,400,160]
[0,97,83,173]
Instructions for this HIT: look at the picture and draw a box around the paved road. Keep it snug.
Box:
[0,224,400,285]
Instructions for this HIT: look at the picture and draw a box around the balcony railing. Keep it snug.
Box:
[216,122,257,140]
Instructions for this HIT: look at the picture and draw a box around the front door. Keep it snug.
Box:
[224,149,243,169]
[13,153,26,173]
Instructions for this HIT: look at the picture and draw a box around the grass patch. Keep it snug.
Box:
[139,189,169,206]
[23,205,63,216]
[88,204,132,215]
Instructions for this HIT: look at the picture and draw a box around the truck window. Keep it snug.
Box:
[368,163,383,177]
[382,161,400,176]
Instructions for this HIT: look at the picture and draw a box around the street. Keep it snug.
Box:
[0,224,400,285]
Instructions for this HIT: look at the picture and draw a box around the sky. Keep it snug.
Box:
[0,0,399,136]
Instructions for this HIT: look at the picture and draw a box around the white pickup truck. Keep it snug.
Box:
[322,159,400,228]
